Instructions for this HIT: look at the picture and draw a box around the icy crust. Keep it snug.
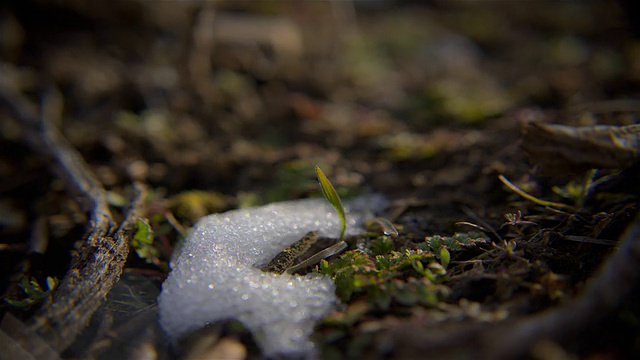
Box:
[158,196,385,358]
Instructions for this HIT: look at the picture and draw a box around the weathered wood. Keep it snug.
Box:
[0,85,146,353]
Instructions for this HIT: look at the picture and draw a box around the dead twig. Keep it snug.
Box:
[25,182,146,354]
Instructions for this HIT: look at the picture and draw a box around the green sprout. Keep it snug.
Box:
[551,169,597,206]
[315,165,346,241]
[132,218,161,264]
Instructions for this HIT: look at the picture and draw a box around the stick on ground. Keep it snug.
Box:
[0,85,146,354]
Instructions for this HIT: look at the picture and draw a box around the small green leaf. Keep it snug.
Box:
[132,218,161,264]
[439,247,450,269]
[422,268,436,283]
[133,218,153,245]
[411,259,425,274]
[428,262,446,275]
[315,166,346,241]
[375,255,391,270]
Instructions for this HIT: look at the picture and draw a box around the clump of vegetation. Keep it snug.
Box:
[419,232,489,253]
[318,245,445,309]
[313,166,489,310]
[131,218,161,265]
[5,276,59,309]
[317,231,488,310]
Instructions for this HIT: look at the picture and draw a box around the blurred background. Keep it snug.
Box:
[2,1,637,200]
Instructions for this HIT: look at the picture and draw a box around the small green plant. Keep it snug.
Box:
[315,166,346,241]
[551,169,597,206]
[318,247,449,309]
[370,235,395,256]
[5,276,58,309]
[318,229,489,308]
[259,166,351,275]
[421,232,489,253]
[439,247,451,270]
[132,218,161,264]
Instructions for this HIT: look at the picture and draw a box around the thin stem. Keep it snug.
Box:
[498,175,574,210]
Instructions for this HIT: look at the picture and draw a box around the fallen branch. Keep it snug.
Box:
[0,85,145,354]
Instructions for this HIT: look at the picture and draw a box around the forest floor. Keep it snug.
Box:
[1,1,640,359]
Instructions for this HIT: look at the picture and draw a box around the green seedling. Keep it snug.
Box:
[370,235,395,256]
[315,166,346,241]
[5,276,58,309]
[551,169,597,206]
[261,166,351,275]
[132,218,161,264]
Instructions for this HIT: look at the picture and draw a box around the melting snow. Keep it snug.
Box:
[158,196,385,358]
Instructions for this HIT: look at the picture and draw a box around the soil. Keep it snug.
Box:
[1,1,639,359]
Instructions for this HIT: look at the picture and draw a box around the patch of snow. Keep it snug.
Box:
[158,196,386,358]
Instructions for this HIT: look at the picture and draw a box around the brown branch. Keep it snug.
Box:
[25,183,146,353]
[0,85,146,353]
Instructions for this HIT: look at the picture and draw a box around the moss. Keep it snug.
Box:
[317,231,487,310]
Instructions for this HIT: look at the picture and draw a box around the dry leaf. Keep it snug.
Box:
[521,122,640,175]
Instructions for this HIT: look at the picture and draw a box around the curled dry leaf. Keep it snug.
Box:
[521,122,640,175]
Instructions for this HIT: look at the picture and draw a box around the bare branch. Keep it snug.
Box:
[0,84,147,353]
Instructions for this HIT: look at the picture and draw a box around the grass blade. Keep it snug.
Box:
[315,165,346,241]
[498,174,574,210]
